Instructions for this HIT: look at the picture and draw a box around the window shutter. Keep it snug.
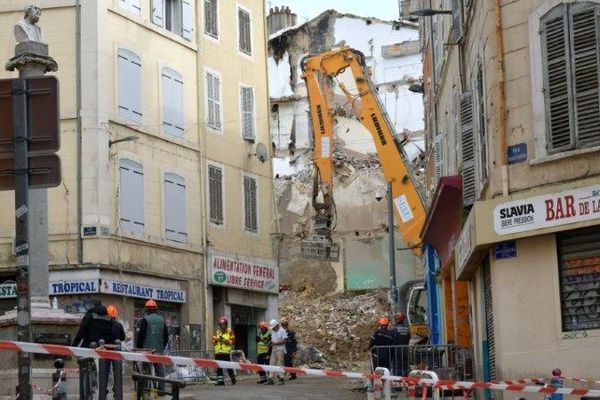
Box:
[460,92,476,206]
[208,165,224,225]
[433,134,443,184]
[162,68,184,137]
[182,0,194,41]
[117,49,142,123]
[130,0,141,15]
[451,0,464,43]
[207,72,221,130]
[476,63,488,182]
[165,173,187,243]
[204,0,218,38]
[152,0,165,26]
[243,176,258,232]
[238,8,252,55]
[569,4,600,148]
[119,159,144,234]
[542,6,574,153]
[241,87,255,140]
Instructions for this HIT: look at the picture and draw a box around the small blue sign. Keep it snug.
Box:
[495,241,517,260]
[507,143,527,164]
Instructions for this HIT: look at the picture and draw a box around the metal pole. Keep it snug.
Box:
[387,182,398,316]
[13,78,32,400]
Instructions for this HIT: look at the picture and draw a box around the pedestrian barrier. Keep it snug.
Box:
[2,340,600,397]
[165,349,214,383]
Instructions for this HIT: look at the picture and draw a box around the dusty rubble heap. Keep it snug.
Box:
[279,288,390,370]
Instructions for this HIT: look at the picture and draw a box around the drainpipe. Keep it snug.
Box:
[76,0,83,264]
[494,0,509,197]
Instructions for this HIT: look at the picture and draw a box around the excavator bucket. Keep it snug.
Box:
[300,235,340,262]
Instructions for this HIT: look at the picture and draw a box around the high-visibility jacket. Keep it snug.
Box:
[213,329,235,354]
[256,330,271,355]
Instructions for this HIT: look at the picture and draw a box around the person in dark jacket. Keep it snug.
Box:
[392,312,410,376]
[281,318,298,380]
[99,305,126,399]
[368,317,395,371]
[72,299,113,348]
[136,300,169,393]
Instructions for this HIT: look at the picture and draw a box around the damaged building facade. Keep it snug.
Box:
[0,0,276,360]
[415,0,600,384]
[267,8,426,292]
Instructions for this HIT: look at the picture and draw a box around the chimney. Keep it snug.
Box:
[267,5,298,35]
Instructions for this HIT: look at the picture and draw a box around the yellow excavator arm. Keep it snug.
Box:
[301,47,426,257]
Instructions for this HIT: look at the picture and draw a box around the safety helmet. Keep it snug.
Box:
[218,316,228,325]
[107,304,118,318]
[144,299,158,309]
[552,368,562,377]
[395,312,406,322]
[259,321,268,329]
[378,317,390,326]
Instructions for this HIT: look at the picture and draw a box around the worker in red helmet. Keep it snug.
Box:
[392,312,410,376]
[136,299,169,393]
[212,316,236,386]
[368,316,395,371]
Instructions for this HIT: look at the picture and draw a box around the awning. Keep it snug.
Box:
[420,176,463,268]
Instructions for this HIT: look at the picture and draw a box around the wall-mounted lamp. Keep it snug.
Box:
[410,9,453,17]
[109,135,139,147]
[408,84,424,93]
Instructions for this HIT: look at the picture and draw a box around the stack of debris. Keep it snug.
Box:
[279,288,391,371]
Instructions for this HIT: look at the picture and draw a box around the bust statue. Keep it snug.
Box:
[14,5,44,44]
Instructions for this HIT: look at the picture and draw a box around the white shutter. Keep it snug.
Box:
[165,173,187,243]
[162,68,184,137]
[130,0,141,15]
[460,92,476,206]
[182,0,194,41]
[451,0,464,43]
[433,135,443,184]
[117,48,142,123]
[119,159,144,234]
[118,0,129,12]
[204,0,218,38]
[238,8,252,55]
[152,0,165,26]
[207,72,221,130]
[241,87,255,140]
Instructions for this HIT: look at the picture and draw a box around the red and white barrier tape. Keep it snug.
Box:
[2,340,600,397]
[514,377,600,386]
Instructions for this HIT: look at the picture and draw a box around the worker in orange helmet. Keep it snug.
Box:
[255,321,271,384]
[136,299,169,393]
[212,316,236,386]
[392,312,410,376]
[368,316,395,371]
[100,305,125,399]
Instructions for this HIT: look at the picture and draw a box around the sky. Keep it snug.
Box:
[266,0,401,23]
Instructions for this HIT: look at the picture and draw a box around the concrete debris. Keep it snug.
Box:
[279,288,391,370]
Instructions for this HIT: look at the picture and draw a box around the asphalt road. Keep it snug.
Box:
[182,376,367,400]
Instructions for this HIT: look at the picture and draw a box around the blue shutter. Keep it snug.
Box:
[152,0,165,26]
[165,173,187,243]
[118,48,142,123]
[182,0,194,41]
[162,68,184,137]
[119,159,144,234]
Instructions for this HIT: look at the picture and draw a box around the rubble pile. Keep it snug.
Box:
[279,288,390,370]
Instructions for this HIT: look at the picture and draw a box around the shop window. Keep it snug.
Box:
[162,67,184,137]
[164,173,188,243]
[204,0,218,38]
[243,175,258,233]
[540,2,600,154]
[558,226,600,331]
[119,159,144,234]
[117,48,142,123]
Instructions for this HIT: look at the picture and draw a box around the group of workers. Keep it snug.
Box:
[369,312,411,376]
[212,317,298,386]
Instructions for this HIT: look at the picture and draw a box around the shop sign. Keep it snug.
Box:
[494,184,600,235]
[0,282,16,299]
[100,280,186,303]
[455,223,472,277]
[49,279,98,295]
[208,250,278,294]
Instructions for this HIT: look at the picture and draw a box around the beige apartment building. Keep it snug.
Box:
[413,0,600,385]
[0,0,275,357]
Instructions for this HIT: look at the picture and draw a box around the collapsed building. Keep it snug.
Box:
[267,8,425,293]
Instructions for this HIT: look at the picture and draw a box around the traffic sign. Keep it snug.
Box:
[0,155,61,190]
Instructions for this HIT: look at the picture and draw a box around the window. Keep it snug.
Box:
[541,2,600,154]
[162,67,184,137]
[243,175,258,233]
[119,159,144,234]
[117,48,142,123]
[204,0,218,38]
[451,0,464,43]
[476,62,488,183]
[164,173,187,243]
[119,0,141,15]
[151,0,194,40]
[459,92,476,206]
[240,86,255,141]
[238,7,252,55]
[206,71,222,130]
[558,226,600,331]
[433,135,444,184]
[208,164,224,225]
